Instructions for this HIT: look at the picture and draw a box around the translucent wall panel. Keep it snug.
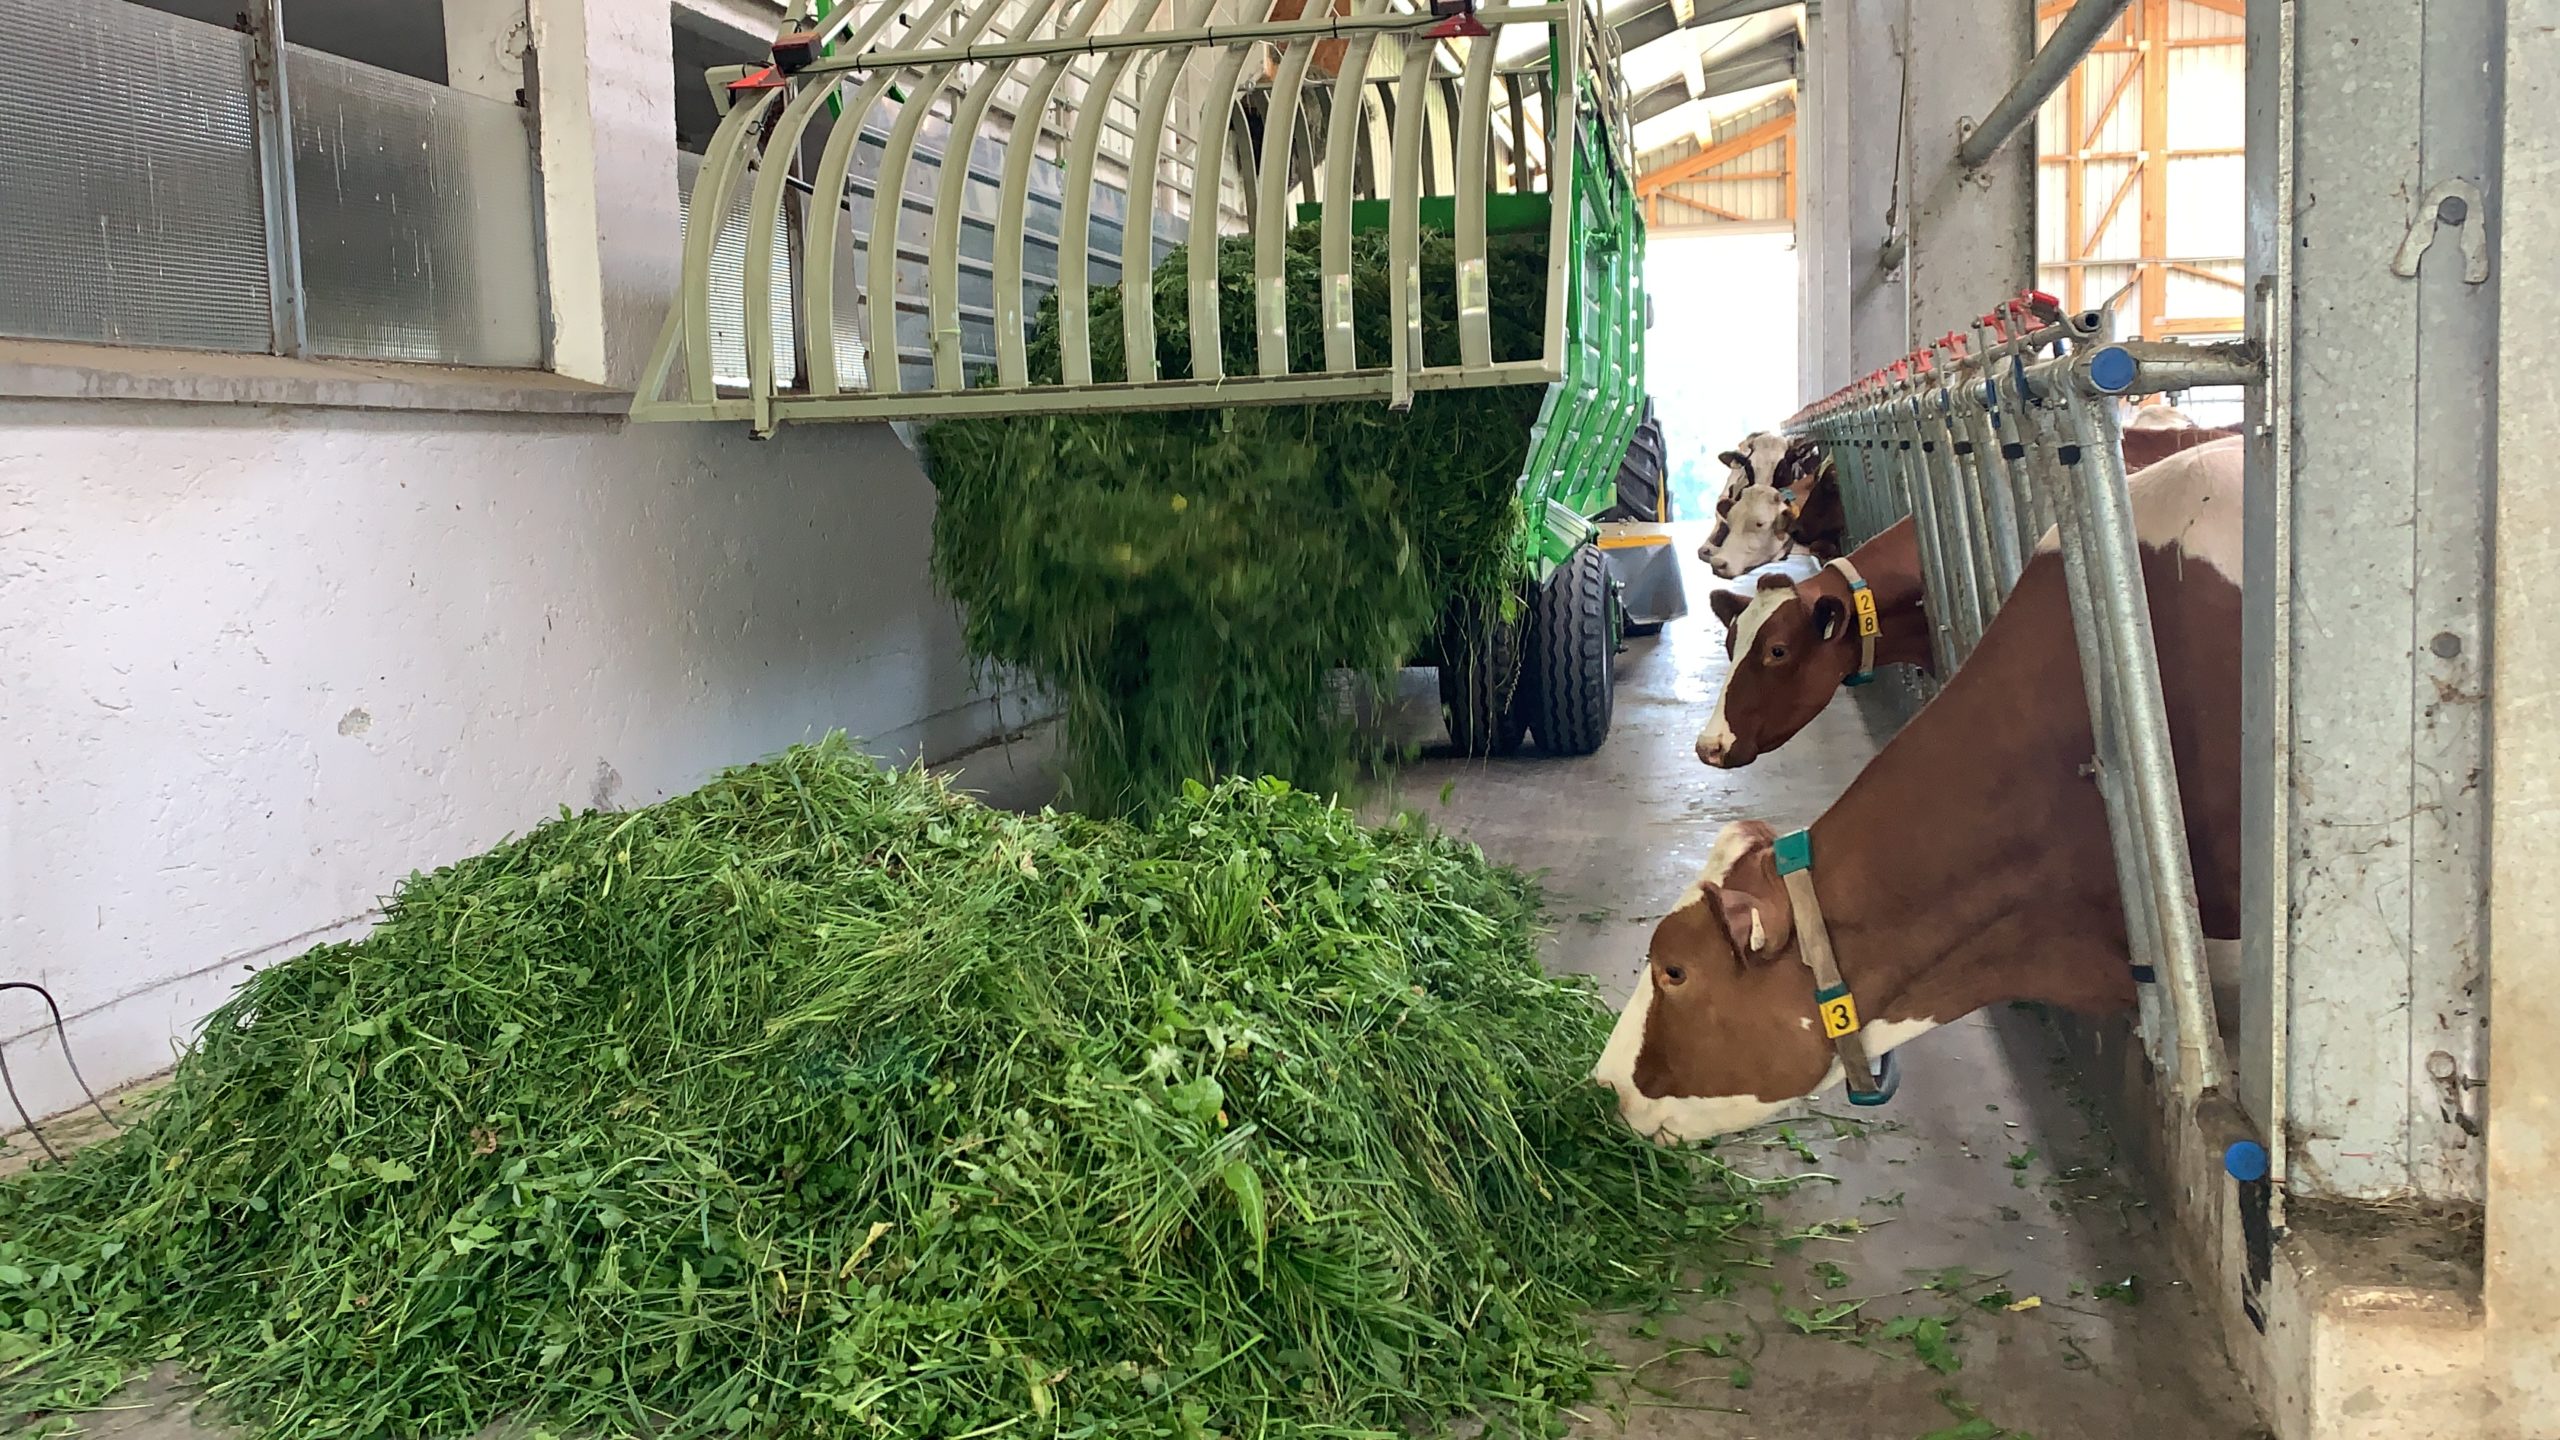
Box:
[0,0,272,352]
[289,45,544,367]
[678,152,795,392]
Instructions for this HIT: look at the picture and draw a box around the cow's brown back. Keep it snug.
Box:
[2123,424,2238,472]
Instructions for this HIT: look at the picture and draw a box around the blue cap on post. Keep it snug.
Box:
[2223,1140,2270,1184]
[2088,345,2140,394]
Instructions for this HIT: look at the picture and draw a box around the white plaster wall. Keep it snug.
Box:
[0,0,1028,1125]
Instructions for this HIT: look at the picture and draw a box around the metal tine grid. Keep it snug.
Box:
[638,0,1599,431]
[1789,299,2262,1107]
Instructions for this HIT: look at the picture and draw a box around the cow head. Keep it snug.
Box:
[1696,571,1859,767]
[1699,485,1799,578]
[1592,822,1837,1141]
[1717,432,1792,497]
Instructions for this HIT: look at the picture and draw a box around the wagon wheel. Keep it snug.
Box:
[1438,602,1529,757]
[1599,402,1670,524]
[1525,541,1617,756]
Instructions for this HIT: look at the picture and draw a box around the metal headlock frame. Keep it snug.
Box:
[633,0,1615,436]
[1789,295,2263,1121]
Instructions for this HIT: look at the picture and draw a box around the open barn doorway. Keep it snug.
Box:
[1643,227,1799,520]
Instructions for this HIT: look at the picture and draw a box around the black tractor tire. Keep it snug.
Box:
[1437,605,1528,758]
[1524,541,1617,755]
[1600,403,1670,523]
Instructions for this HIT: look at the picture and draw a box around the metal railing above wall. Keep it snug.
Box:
[1788,295,2261,1114]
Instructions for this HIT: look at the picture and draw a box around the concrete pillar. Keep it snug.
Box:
[2488,4,2560,1431]
[1797,0,1853,400]
[2240,0,2494,1205]
[1811,0,2027,386]
[1896,0,2031,354]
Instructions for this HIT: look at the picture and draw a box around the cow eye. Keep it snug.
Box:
[1661,964,1688,986]
[1765,643,1789,662]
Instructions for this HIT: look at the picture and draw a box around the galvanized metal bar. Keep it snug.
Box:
[2017,381,2173,1072]
[2059,379,2226,1097]
[1184,41,1260,382]
[994,0,1124,388]
[247,0,308,358]
[1922,385,1996,643]
[1894,396,1964,673]
[1955,0,2133,171]
[1253,32,1320,375]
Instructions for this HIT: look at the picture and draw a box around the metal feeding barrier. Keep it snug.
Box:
[634,0,1639,445]
[1788,295,2262,1113]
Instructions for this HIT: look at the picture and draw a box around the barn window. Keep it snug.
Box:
[0,0,547,369]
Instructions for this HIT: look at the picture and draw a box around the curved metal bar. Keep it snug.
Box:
[866,0,1021,395]
[1252,31,1320,376]
[1452,32,1498,368]
[1183,41,1259,382]
[650,87,778,409]
[933,0,1080,389]
[803,0,980,397]
[1055,39,1151,384]
[1121,0,1225,384]
[1315,0,1391,372]
[1384,34,1436,401]
[992,0,1123,387]
[746,75,854,428]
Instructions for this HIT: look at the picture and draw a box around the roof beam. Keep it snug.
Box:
[1627,35,1798,124]
[1522,0,1798,66]
[1636,110,1793,194]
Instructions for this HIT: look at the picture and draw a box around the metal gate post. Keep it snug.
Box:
[2056,377,2225,1097]
[2010,374,2172,1072]
[1893,383,1966,674]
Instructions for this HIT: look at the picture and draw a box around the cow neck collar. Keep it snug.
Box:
[1824,558,1881,688]
[1770,829,1897,1105]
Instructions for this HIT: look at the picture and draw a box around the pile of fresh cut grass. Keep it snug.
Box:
[0,738,1764,1440]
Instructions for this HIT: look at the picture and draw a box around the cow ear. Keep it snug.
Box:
[1710,589,1751,629]
[1812,595,1848,641]
[1718,449,1747,470]
[1754,571,1795,593]
[1711,886,1796,963]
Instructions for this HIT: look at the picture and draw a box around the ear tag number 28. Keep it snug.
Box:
[1851,588,1881,639]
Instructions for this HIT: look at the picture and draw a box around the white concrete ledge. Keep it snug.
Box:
[0,339,631,418]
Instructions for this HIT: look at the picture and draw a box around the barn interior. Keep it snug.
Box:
[2,1,2551,1439]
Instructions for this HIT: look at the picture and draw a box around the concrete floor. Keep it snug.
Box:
[1351,548,2266,1440]
[11,539,2268,1440]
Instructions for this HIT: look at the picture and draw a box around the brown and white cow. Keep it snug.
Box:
[1597,438,2244,1140]
[1697,518,1929,766]
[1696,425,2248,765]
[1700,438,1848,578]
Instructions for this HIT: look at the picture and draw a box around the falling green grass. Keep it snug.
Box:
[0,740,1765,1439]
[923,225,1551,817]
